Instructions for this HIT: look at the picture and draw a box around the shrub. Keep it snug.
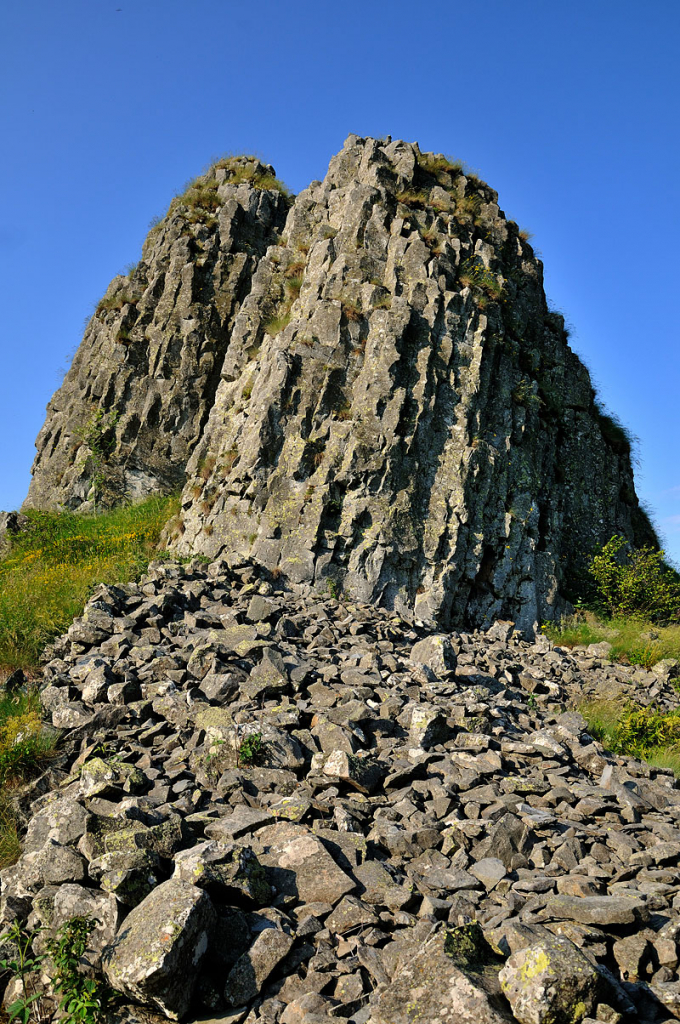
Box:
[590,536,680,623]
[341,301,363,323]
[583,699,680,773]
[48,916,114,1023]
[238,732,264,767]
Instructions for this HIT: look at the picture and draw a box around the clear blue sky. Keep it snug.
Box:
[1,1,678,562]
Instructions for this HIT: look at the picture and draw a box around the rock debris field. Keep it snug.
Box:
[4,558,680,1024]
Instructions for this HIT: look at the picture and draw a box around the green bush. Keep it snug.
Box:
[48,916,114,1023]
[583,699,680,774]
[237,732,264,767]
[590,535,680,623]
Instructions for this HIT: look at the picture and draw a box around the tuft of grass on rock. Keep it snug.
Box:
[0,494,179,671]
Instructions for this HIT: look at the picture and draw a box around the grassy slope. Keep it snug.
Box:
[543,613,680,670]
[0,494,179,671]
[0,494,179,867]
[545,612,680,776]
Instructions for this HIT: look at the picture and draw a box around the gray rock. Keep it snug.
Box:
[102,878,216,1019]
[499,935,598,1024]
[368,925,512,1023]
[173,841,271,904]
[224,927,294,1006]
[410,636,457,675]
[27,138,653,632]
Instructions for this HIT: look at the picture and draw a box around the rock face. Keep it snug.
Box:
[24,157,290,512]
[25,137,655,629]
[3,559,680,1022]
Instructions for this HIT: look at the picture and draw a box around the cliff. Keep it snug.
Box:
[25,137,656,630]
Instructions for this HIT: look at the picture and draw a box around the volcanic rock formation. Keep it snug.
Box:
[25,137,656,630]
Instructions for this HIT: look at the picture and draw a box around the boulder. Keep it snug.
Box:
[102,879,216,1019]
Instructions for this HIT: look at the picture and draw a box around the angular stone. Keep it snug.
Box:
[369,925,512,1024]
[472,814,535,871]
[538,894,649,927]
[224,927,294,1006]
[323,750,384,794]
[469,857,506,891]
[173,841,271,905]
[79,757,147,799]
[499,935,598,1024]
[23,798,91,854]
[204,807,274,840]
[326,895,377,935]
[409,706,449,749]
[256,825,355,905]
[410,636,457,675]
[102,879,216,1020]
[241,648,290,700]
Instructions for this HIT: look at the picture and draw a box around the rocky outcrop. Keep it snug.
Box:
[25,138,656,629]
[4,559,680,1022]
[24,158,290,512]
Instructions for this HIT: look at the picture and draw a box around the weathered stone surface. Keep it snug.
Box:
[102,879,216,1019]
[173,841,271,904]
[24,158,289,512]
[256,825,355,904]
[25,139,655,631]
[13,552,680,1023]
[223,927,293,1006]
[368,926,513,1023]
[499,935,598,1024]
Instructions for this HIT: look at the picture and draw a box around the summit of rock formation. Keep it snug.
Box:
[25,137,656,630]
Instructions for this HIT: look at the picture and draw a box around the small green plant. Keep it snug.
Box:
[512,377,542,408]
[458,258,504,302]
[0,920,46,1023]
[395,188,429,209]
[590,536,680,623]
[527,693,537,710]
[48,916,113,1023]
[75,409,120,510]
[237,732,264,767]
[327,579,339,600]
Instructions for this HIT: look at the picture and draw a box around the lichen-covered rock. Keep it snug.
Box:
[173,840,271,904]
[25,138,655,632]
[223,926,294,1006]
[498,935,598,1024]
[101,878,216,1019]
[368,924,513,1024]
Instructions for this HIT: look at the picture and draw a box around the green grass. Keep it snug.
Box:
[0,688,60,868]
[543,613,680,670]
[0,494,179,671]
[581,698,680,777]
